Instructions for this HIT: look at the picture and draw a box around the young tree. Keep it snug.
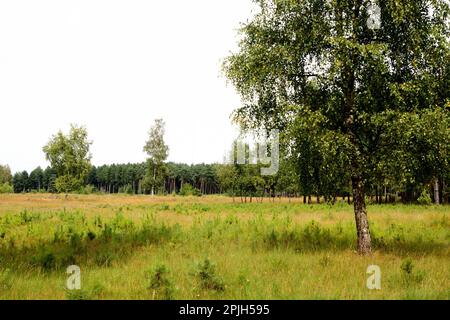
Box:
[224,0,450,254]
[1,164,14,193]
[143,119,169,195]
[216,164,238,198]
[43,124,92,194]
[0,165,12,185]
[388,108,450,204]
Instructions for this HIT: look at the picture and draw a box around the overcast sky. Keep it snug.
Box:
[0,0,257,173]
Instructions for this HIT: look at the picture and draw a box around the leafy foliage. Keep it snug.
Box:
[143,119,169,195]
[223,0,450,253]
[42,125,92,193]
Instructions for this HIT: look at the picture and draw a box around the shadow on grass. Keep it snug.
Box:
[0,221,180,272]
[258,222,449,257]
[0,218,447,273]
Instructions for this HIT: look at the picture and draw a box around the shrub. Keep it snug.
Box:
[77,185,97,195]
[401,258,414,275]
[20,210,34,224]
[179,184,202,197]
[32,250,56,271]
[148,263,175,300]
[55,175,83,194]
[0,183,13,194]
[193,258,225,292]
[87,231,96,241]
[69,232,83,251]
[417,190,432,205]
[400,258,425,285]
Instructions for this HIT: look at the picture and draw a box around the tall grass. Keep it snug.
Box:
[0,194,448,299]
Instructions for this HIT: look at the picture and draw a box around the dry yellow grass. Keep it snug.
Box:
[0,194,448,300]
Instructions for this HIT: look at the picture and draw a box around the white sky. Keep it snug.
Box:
[0,0,257,173]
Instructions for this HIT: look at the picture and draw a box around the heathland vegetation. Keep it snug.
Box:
[0,0,449,299]
[0,194,448,299]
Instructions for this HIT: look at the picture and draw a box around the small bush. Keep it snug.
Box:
[0,183,13,194]
[69,232,83,251]
[55,175,82,194]
[193,258,225,292]
[401,258,414,275]
[179,184,202,197]
[301,221,332,249]
[148,263,175,300]
[400,258,425,285]
[32,250,56,271]
[417,190,432,205]
[100,224,113,240]
[20,210,33,224]
[87,231,96,241]
[77,185,97,195]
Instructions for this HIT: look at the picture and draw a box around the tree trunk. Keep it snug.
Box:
[433,177,440,205]
[375,186,379,204]
[443,180,447,204]
[352,176,372,255]
[151,166,156,196]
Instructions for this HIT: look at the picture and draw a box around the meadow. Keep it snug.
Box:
[0,194,448,300]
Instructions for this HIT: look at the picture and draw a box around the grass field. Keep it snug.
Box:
[0,194,448,300]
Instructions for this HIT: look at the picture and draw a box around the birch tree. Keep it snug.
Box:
[143,119,169,195]
[224,0,450,254]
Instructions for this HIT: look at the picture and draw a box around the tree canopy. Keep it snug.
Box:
[224,0,450,254]
[0,165,12,185]
[42,124,92,193]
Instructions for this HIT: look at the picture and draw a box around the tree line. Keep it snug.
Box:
[222,0,450,254]
[86,162,221,195]
[2,152,449,205]
[1,115,449,203]
[2,1,449,256]
[6,162,221,195]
